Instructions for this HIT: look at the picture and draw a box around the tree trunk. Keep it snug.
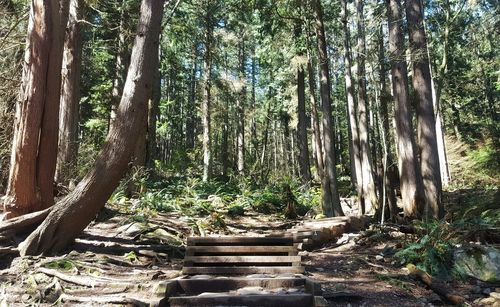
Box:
[311,0,344,217]
[237,39,246,175]
[377,23,398,220]
[146,46,161,167]
[202,2,214,182]
[386,0,423,218]
[295,22,312,183]
[3,0,70,218]
[355,0,378,215]
[186,45,197,150]
[405,0,443,219]
[308,58,324,180]
[56,0,82,187]
[19,0,165,255]
[341,0,363,210]
[110,0,128,129]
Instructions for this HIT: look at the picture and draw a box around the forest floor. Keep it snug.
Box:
[0,203,496,306]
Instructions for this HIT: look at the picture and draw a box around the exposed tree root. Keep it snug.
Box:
[0,209,50,235]
[0,247,18,255]
[37,267,133,287]
[60,293,150,306]
[73,238,176,255]
[407,264,466,305]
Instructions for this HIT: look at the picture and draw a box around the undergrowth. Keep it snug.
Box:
[108,173,321,224]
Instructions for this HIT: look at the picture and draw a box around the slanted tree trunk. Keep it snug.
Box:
[56,0,82,187]
[295,21,312,183]
[386,0,423,218]
[405,0,443,219]
[2,0,70,218]
[341,0,363,209]
[202,1,214,182]
[19,0,165,255]
[311,0,344,217]
[355,0,378,215]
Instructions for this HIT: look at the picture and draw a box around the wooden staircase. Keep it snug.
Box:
[161,236,325,307]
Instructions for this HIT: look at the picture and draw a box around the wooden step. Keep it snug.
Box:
[182,266,305,275]
[187,236,294,246]
[169,293,314,307]
[184,255,301,264]
[186,245,296,254]
[175,277,306,295]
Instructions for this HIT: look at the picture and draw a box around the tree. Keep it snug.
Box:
[19,0,165,255]
[354,0,378,215]
[310,0,344,217]
[202,0,215,182]
[56,0,83,186]
[341,0,363,211]
[295,19,312,183]
[406,0,444,219]
[2,0,70,218]
[386,0,423,218]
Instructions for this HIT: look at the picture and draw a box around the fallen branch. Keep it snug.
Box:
[407,264,466,305]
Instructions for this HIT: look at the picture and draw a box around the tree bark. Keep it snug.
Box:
[186,44,198,150]
[341,0,363,210]
[202,1,214,182]
[3,0,70,218]
[146,45,161,167]
[311,0,344,217]
[56,0,82,187]
[19,0,165,255]
[237,39,246,175]
[386,0,423,218]
[405,0,443,219]
[355,0,378,215]
[295,22,312,183]
[377,23,398,220]
[110,0,128,129]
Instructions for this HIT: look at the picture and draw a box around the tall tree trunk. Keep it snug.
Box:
[20,0,165,255]
[311,0,344,217]
[3,0,70,218]
[202,1,213,182]
[405,0,443,219]
[386,0,423,218]
[355,0,378,215]
[237,39,246,175]
[186,45,197,150]
[110,0,128,129]
[251,55,258,164]
[308,56,324,180]
[56,0,82,187]
[146,46,161,167]
[295,22,312,183]
[341,0,363,209]
[377,23,398,220]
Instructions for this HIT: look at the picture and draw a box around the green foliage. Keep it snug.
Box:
[44,260,76,271]
[395,221,455,279]
[227,204,245,216]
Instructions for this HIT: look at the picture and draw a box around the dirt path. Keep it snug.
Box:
[0,207,490,306]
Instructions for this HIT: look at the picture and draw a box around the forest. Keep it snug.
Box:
[0,0,498,305]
